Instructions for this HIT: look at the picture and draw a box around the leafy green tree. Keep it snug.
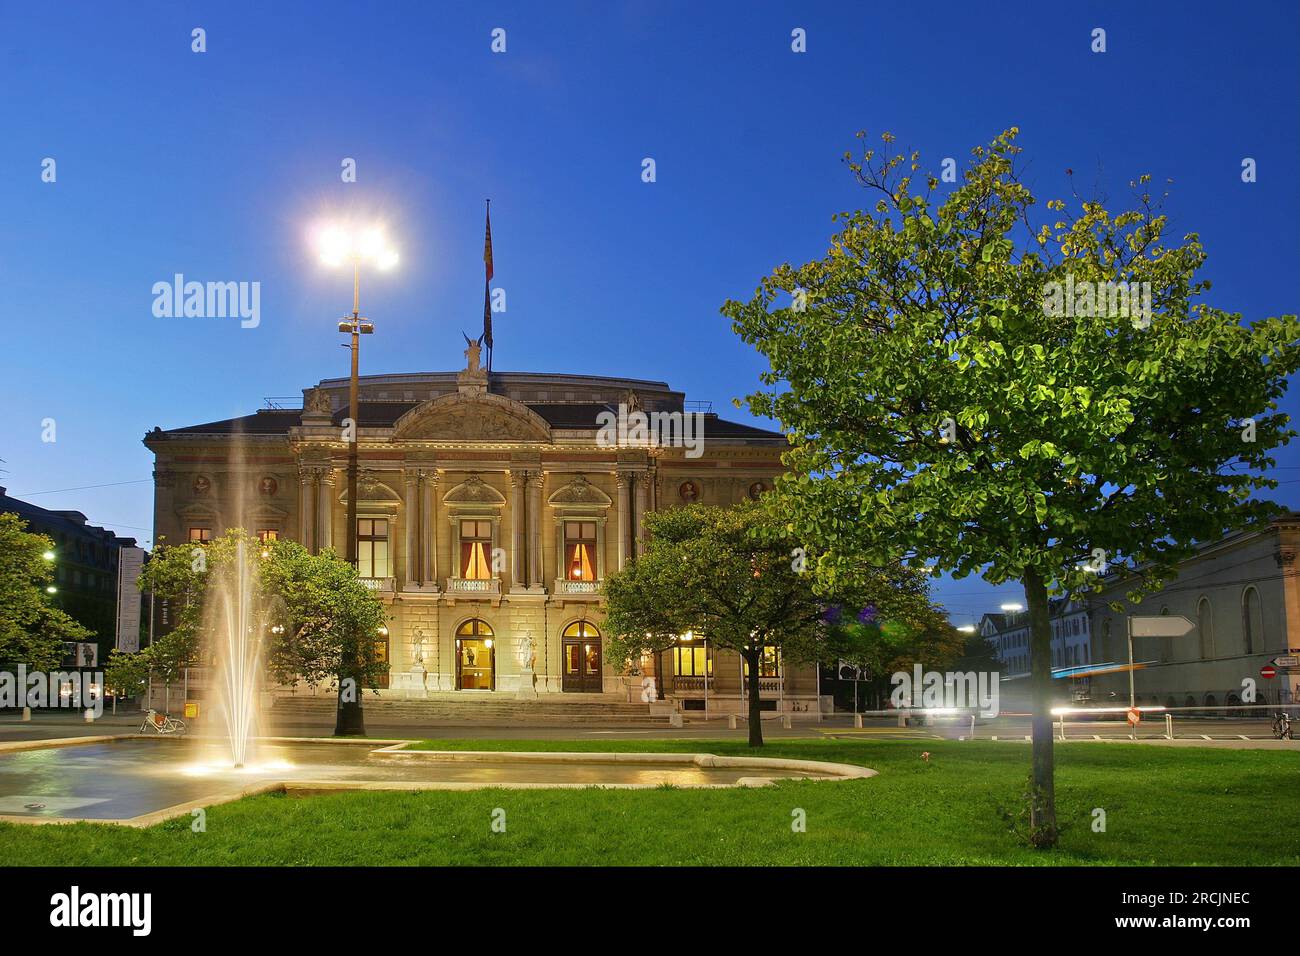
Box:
[105,530,386,731]
[0,512,89,671]
[257,537,388,703]
[824,604,964,708]
[725,128,1300,845]
[603,502,934,746]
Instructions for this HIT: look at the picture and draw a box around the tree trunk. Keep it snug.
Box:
[1023,570,1057,848]
[334,668,366,736]
[656,648,665,700]
[744,647,763,747]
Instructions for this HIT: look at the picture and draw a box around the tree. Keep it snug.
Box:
[257,537,388,707]
[0,512,89,671]
[105,530,386,732]
[724,128,1300,845]
[603,501,934,746]
[823,603,964,709]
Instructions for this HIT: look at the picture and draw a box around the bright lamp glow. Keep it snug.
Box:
[957,624,976,634]
[316,223,398,269]
[1000,603,1024,612]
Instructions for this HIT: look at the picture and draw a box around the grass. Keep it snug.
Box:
[1,738,1296,866]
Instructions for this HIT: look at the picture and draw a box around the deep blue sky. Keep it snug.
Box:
[2,1,1297,625]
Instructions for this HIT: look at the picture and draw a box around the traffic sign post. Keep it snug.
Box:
[1126,615,1196,711]
[1261,665,1277,680]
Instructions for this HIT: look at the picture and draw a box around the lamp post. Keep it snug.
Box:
[317,225,397,736]
[319,226,397,568]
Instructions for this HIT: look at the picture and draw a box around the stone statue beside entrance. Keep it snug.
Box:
[515,632,538,700]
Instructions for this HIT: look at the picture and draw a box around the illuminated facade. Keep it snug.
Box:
[143,346,822,712]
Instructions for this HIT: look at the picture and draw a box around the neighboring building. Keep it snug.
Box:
[142,341,819,713]
[0,485,141,663]
[1088,516,1300,708]
[979,598,1093,705]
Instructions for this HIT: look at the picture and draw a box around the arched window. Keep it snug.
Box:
[1241,587,1262,656]
[1197,597,1215,660]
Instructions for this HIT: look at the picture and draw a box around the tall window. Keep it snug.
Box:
[1197,597,1215,659]
[744,646,781,678]
[675,643,712,677]
[188,528,212,544]
[256,529,279,543]
[357,518,390,578]
[459,519,492,579]
[564,520,598,581]
[1242,587,1262,655]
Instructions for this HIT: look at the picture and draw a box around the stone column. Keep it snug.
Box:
[298,469,314,552]
[616,472,630,571]
[403,471,419,586]
[527,471,544,590]
[509,471,526,591]
[317,468,334,553]
[634,473,649,557]
[422,470,438,585]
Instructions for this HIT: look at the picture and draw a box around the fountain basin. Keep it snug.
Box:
[0,737,875,827]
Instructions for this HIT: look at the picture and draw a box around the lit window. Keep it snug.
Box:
[675,644,712,677]
[564,520,598,581]
[744,646,781,678]
[256,529,279,543]
[188,528,212,544]
[357,518,390,578]
[459,519,492,579]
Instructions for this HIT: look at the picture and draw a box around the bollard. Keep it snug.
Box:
[669,711,683,728]
[781,713,792,730]
[727,714,737,730]
[969,714,976,740]
[20,706,31,722]
[1165,713,1174,740]
[854,713,863,729]
[898,711,907,728]
[83,708,95,723]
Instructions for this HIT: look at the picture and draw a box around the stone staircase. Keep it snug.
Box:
[268,692,663,727]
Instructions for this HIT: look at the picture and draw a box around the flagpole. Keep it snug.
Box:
[483,198,494,375]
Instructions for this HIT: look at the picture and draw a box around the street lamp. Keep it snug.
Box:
[316,223,397,739]
[315,224,398,572]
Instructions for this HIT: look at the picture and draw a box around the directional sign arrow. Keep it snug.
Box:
[1129,615,1196,638]
[1271,655,1300,669]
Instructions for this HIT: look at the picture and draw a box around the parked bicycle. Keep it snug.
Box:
[139,709,188,736]
[1272,711,1293,740]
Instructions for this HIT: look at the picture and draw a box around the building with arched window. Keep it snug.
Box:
[1087,516,1300,707]
[143,343,823,713]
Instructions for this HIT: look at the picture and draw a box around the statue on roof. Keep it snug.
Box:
[463,333,483,375]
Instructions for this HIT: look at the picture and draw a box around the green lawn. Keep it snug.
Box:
[2,738,1296,866]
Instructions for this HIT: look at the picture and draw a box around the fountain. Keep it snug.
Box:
[209,536,264,769]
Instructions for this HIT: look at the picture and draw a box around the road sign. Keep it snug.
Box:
[1126,707,1141,726]
[1261,665,1277,679]
[1271,655,1299,668]
[1129,615,1196,638]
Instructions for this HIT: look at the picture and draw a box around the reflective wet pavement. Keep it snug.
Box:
[0,739,835,821]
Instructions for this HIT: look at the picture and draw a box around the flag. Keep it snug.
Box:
[482,201,494,351]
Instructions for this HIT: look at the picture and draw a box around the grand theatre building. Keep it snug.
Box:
[144,347,821,714]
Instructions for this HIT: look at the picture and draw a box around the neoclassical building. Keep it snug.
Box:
[143,345,820,712]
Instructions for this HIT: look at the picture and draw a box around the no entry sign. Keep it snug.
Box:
[1261,665,1277,679]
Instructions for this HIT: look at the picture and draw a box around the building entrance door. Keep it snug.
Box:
[456,619,495,690]
[561,621,602,693]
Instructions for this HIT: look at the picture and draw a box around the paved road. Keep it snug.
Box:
[3,710,1295,748]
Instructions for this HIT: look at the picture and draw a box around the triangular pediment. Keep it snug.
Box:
[391,392,550,443]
